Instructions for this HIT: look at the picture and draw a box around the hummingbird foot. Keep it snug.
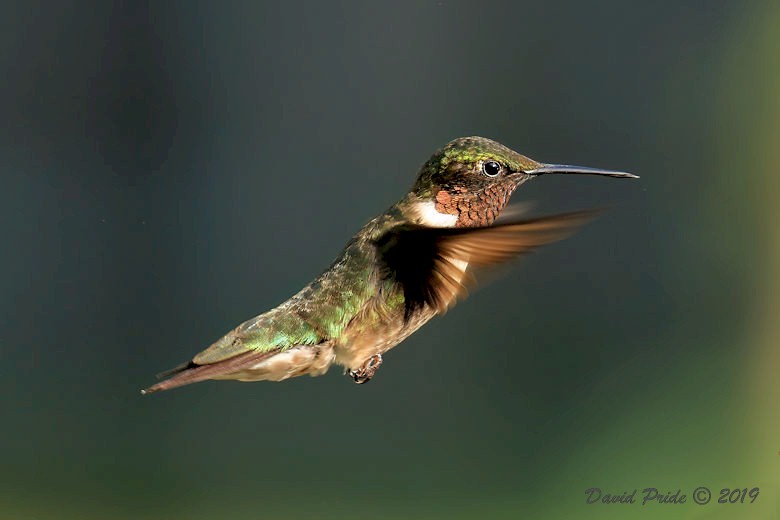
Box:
[346,354,383,384]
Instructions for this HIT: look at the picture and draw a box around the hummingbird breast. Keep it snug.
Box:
[333,297,437,370]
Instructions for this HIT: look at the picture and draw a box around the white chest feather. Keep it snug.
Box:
[411,201,458,227]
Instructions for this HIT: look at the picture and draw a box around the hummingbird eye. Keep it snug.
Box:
[482,160,502,177]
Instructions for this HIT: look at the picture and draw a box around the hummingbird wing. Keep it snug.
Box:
[374,209,598,320]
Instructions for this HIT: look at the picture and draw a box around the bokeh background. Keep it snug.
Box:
[2,1,779,519]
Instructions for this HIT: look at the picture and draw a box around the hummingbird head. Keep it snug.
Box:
[409,136,636,228]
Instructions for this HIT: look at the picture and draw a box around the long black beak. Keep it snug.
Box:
[525,164,638,179]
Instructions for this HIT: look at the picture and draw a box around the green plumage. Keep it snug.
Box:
[192,208,407,364]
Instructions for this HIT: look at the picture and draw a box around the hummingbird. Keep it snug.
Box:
[142,136,636,394]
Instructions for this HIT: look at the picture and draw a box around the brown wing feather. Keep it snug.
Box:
[438,209,598,265]
[375,209,599,319]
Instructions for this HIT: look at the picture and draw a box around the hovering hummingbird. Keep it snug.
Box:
[142,136,636,394]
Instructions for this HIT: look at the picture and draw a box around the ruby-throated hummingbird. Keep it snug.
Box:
[142,136,636,394]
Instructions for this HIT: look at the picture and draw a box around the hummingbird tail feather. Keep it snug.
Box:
[155,361,198,380]
[141,350,275,395]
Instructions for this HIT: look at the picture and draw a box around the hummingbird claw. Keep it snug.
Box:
[346,354,383,384]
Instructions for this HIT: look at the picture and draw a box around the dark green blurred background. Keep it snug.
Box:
[2,1,779,519]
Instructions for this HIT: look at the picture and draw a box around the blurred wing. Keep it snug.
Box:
[375,210,598,320]
[493,201,536,222]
